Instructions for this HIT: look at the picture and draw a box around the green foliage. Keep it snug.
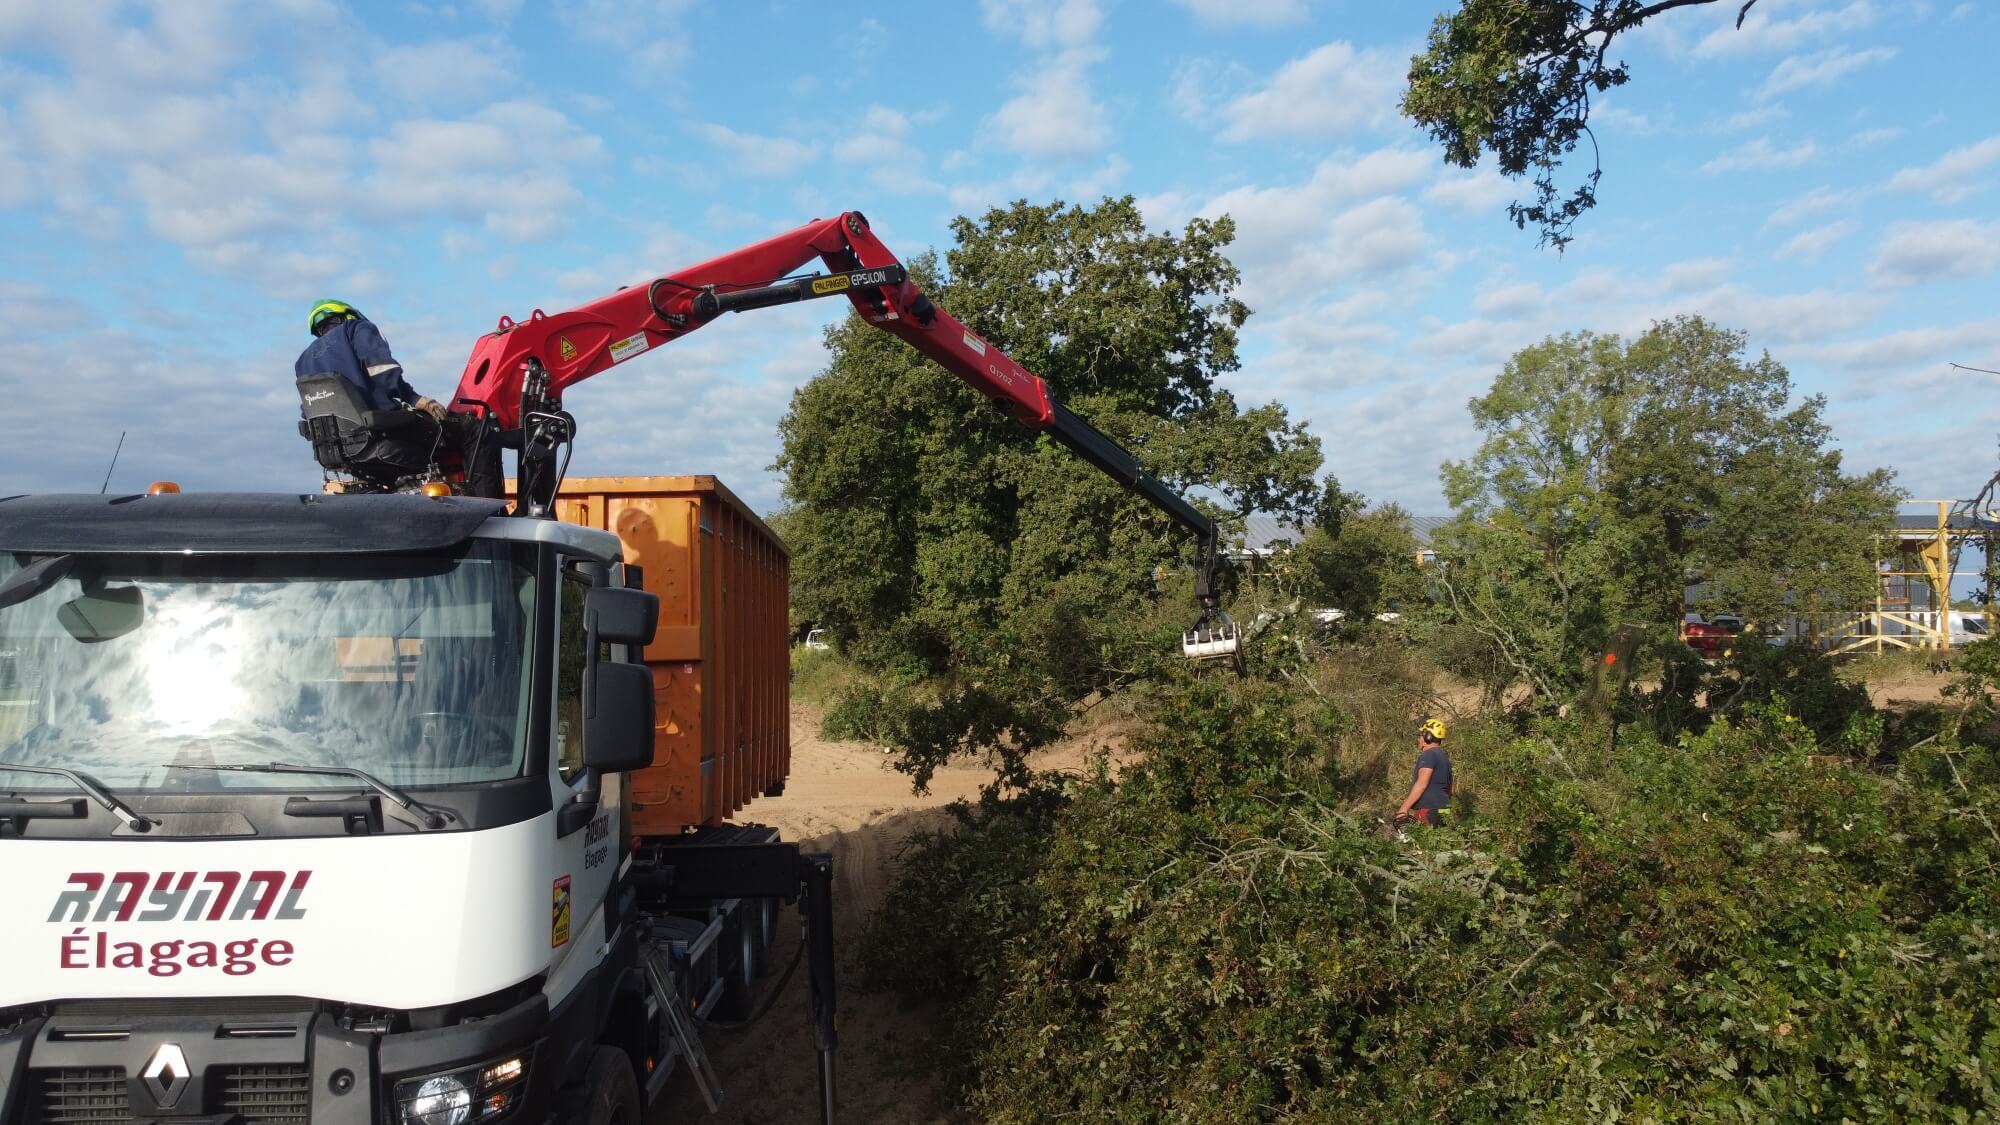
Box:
[1434,317,1899,710]
[870,676,2000,1122]
[1703,640,1876,746]
[1405,0,1760,247]
[1286,503,1425,627]
[777,197,1322,783]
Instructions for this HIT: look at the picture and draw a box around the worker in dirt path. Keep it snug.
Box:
[296,299,447,421]
[1394,718,1455,827]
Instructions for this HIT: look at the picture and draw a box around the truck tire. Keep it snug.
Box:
[716,910,759,1021]
[559,1046,640,1125]
[758,896,779,974]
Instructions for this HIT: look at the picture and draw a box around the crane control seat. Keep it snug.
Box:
[296,372,442,486]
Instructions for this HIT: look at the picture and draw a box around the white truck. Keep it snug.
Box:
[0,490,833,1125]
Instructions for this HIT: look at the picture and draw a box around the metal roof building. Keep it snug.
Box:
[1230,513,1452,558]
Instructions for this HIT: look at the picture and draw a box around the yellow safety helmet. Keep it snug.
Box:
[308,299,360,337]
[1418,717,1448,742]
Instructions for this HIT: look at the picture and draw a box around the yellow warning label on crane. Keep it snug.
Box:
[556,336,578,363]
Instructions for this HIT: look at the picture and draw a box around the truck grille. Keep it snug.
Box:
[30,1064,312,1125]
[216,1063,313,1123]
[32,1067,126,1125]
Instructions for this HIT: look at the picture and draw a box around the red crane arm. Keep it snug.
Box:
[448,210,1222,590]
[449,211,1052,432]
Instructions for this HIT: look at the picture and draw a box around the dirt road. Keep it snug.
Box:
[650,706,1008,1124]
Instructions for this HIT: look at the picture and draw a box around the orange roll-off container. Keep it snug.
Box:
[547,476,790,838]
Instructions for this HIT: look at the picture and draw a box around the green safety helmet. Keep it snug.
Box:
[308,299,361,337]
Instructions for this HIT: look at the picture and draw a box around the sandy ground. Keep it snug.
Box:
[649,705,1109,1124]
[1859,665,1955,710]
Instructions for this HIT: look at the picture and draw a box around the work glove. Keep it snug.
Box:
[415,396,449,423]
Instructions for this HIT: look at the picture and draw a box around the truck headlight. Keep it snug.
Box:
[395,1052,530,1125]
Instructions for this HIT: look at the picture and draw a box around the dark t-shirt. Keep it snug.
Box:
[1412,746,1452,810]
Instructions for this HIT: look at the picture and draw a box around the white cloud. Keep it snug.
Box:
[1472,281,1545,318]
[1218,41,1404,140]
[1760,45,1896,98]
[1662,258,1732,292]
[1796,317,2000,377]
[1764,185,1857,228]
[697,124,823,178]
[19,86,241,166]
[832,106,943,196]
[979,0,1102,49]
[0,2,268,88]
[979,0,1109,158]
[375,39,513,104]
[1886,135,2000,204]
[555,0,693,77]
[1168,0,1309,27]
[0,283,318,495]
[1695,0,1874,57]
[1869,219,2000,287]
[1593,101,1659,135]
[1775,219,1856,261]
[1200,149,1431,248]
[1701,136,1819,173]
[1424,166,1515,214]
[1070,153,1130,199]
[1845,126,1902,149]
[1328,196,1428,279]
[1169,58,1216,121]
[0,108,30,207]
[991,59,1110,156]
[1722,105,1788,131]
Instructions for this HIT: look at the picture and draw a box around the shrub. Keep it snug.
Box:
[868,677,2000,1121]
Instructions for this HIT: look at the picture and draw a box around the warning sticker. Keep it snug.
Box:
[556,336,578,363]
[963,331,986,356]
[608,332,650,364]
[811,275,850,296]
[551,876,572,948]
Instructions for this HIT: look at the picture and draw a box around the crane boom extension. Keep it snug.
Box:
[448,210,1238,659]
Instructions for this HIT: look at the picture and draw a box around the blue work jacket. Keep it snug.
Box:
[295,318,419,413]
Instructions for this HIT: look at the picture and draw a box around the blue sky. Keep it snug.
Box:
[1,0,1994,524]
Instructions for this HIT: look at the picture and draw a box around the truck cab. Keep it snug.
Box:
[0,491,691,1125]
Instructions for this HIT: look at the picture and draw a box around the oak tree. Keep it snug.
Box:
[776,197,1321,784]
[1405,0,1762,248]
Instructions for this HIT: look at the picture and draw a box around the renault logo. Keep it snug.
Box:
[141,1043,191,1109]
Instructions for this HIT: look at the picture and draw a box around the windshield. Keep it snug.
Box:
[0,543,535,792]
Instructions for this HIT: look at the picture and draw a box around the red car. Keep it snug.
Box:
[1683,614,1742,660]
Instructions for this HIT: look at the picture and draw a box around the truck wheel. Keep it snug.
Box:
[757,896,779,975]
[716,911,759,1021]
[746,897,771,977]
[560,1046,640,1125]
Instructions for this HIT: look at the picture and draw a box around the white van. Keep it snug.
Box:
[1949,610,1989,647]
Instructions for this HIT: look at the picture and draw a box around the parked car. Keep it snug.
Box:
[1683,613,1741,660]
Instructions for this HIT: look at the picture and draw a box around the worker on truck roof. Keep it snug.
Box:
[297,299,447,422]
[1394,718,1455,827]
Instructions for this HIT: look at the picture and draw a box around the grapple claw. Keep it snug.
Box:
[1182,611,1242,669]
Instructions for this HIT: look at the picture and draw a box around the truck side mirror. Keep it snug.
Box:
[587,586,658,647]
[584,662,655,773]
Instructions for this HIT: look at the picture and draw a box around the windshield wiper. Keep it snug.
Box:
[167,762,451,829]
[0,763,156,831]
